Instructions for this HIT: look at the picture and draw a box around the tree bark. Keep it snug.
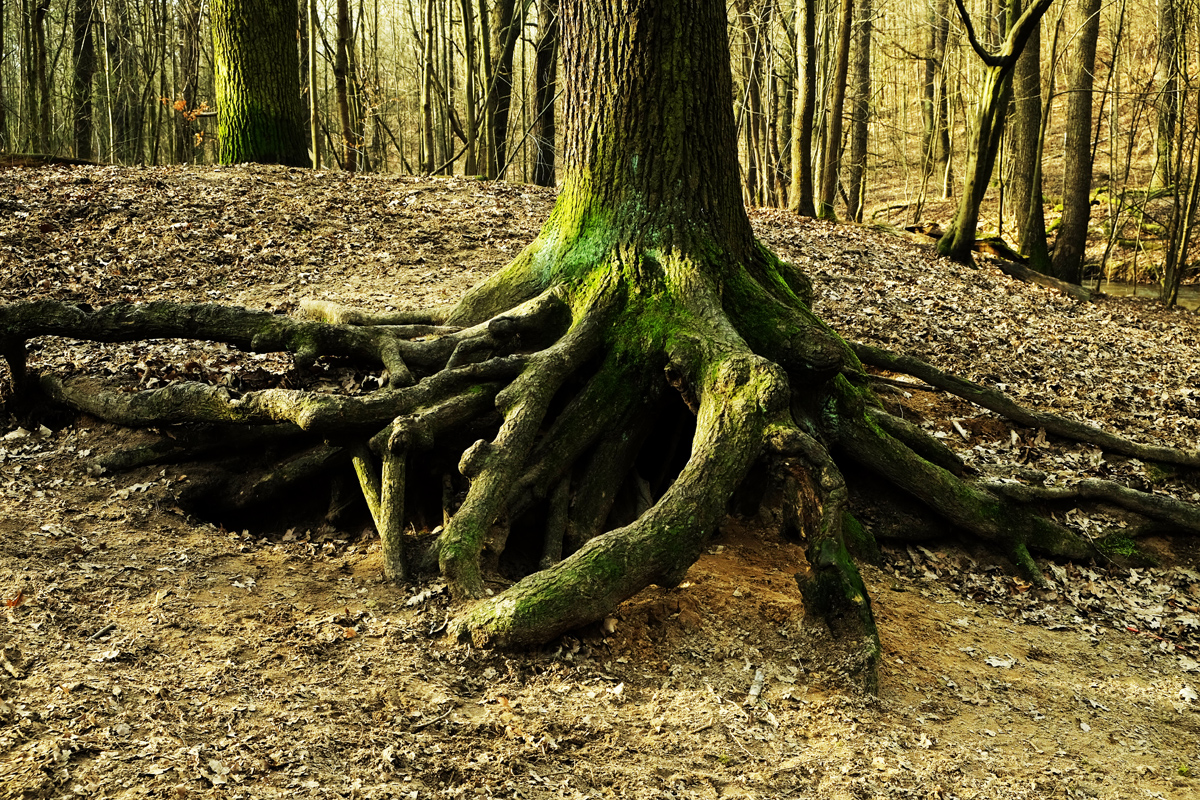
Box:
[845,0,872,223]
[485,0,518,178]
[937,0,1053,263]
[789,0,818,216]
[1007,0,1050,271]
[532,0,558,187]
[420,0,436,174]
[34,0,50,152]
[72,0,97,160]
[335,0,357,172]
[0,0,7,151]
[1050,0,1101,284]
[1151,0,1178,190]
[460,0,478,175]
[210,0,309,166]
[817,0,855,219]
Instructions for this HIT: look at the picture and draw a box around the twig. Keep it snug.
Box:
[413,708,454,730]
[89,623,117,640]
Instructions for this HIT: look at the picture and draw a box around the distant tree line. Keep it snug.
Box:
[0,0,1195,301]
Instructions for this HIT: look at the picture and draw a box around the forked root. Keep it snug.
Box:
[765,424,881,691]
[451,327,791,646]
[433,294,614,598]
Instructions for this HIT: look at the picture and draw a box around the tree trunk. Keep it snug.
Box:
[0,0,8,151]
[1007,0,1051,271]
[920,0,952,197]
[72,0,97,160]
[308,0,320,169]
[486,0,518,178]
[817,0,855,219]
[34,0,50,152]
[1151,0,1178,191]
[210,0,309,167]
[532,0,558,187]
[937,0,1054,263]
[737,0,767,206]
[845,0,871,223]
[1050,0,1101,284]
[789,0,817,216]
[460,0,478,175]
[335,0,357,172]
[175,0,202,163]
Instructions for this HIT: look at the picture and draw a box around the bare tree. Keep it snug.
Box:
[817,0,855,219]
[532,0,557,187]
[72,0,97,159]
[789,0,818,216]
[1007,0,1050,270]
[1050,0,1102,284]
[845,0,872,223]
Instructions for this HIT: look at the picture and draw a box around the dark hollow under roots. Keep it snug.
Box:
[4,255,1199,691]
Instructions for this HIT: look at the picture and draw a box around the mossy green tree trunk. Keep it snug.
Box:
[937,0,1053,263]
[211,0,309,167]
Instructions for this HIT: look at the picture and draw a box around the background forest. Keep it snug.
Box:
[1,0,1197,298]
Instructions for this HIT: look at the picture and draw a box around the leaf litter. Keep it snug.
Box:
[0,164,1199,798]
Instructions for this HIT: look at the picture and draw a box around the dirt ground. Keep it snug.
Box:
[2,164,1200,799]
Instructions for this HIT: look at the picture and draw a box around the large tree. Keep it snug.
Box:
[211,0,309,166]
[8,0,1200,690]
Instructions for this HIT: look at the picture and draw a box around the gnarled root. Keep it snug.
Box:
[10,243,1200,697]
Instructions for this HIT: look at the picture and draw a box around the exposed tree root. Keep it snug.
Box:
[852,341,1200,468]
[7,242,1200,695]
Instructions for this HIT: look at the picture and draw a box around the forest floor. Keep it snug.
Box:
[1,163,1200,799]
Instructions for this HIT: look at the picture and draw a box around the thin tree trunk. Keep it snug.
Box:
[1151,0,1178,190]
[34,0,50,151]
[72,0,97,160]
[175,0,201,162]
[460,0,478,175]
[767,51,786,206]
[1008,0,1050,270]
[789,0,817,216]
[424,0,439,172]
[937,0,1054,262]
[1050,0,1102,284]
[0,0,8,150]
[335,0,357,171]
[738,0,766,206]
[817,0,855,219]
[845,0,871,223]
[918,0,953,203]
[487,0,519,178]
[532,0,558,186]
[309,0,320,168]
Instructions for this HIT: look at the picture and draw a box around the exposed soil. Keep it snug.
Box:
[2,163,1199,799]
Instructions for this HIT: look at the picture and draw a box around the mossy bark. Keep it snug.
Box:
[211,0,309,167]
